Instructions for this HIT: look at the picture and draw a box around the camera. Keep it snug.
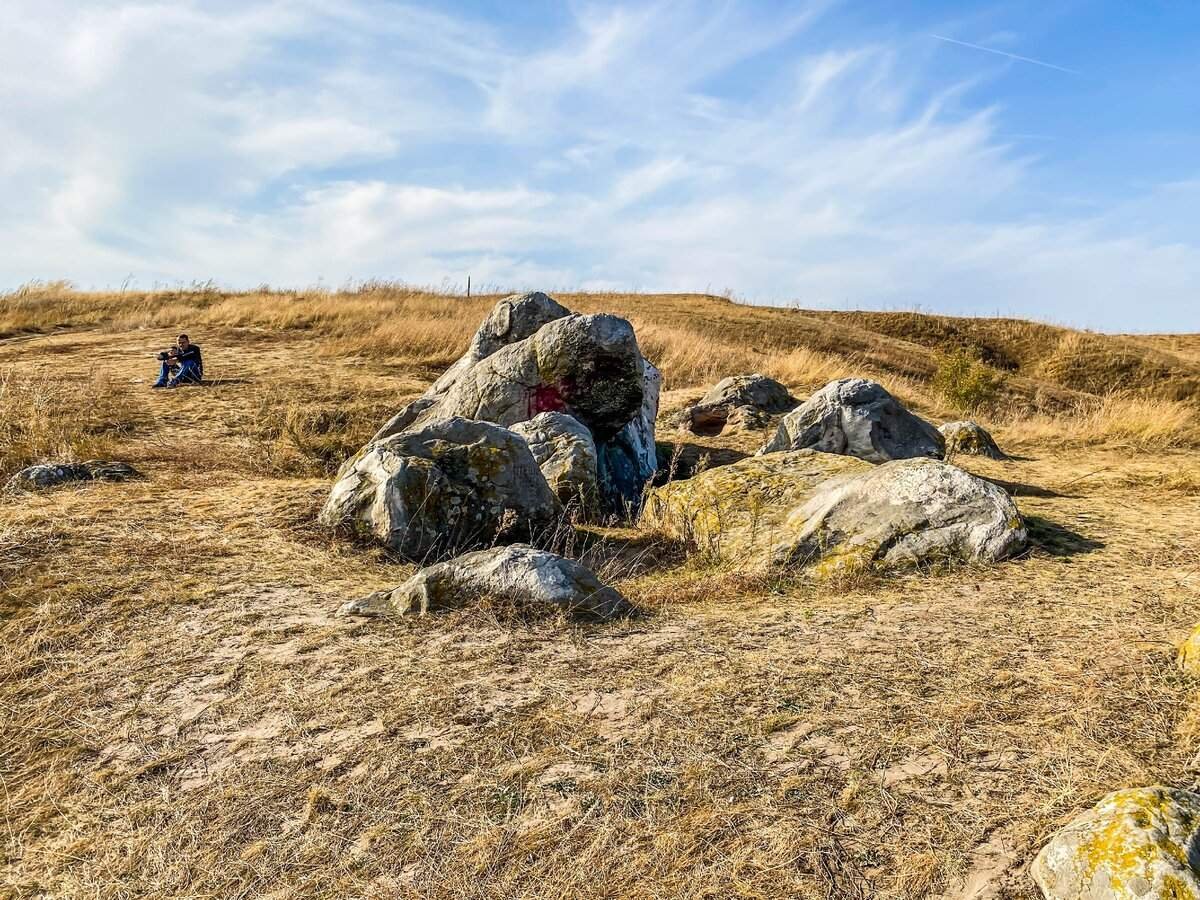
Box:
[157,350,175,361]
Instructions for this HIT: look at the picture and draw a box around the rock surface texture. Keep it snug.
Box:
[643,450,873,562]
[355,293,659,519]
[320,418,561,560]
[5,460,139,493]
[674,373,798,435]
[510,412,599,512]
[644,453,1024,574]
[339,544,632,620]
[940,420,1007,460]
[1031,786,1200,899]
[760,377,944,463]
[771,457,1027,575]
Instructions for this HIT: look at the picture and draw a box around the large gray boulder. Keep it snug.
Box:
[373,292,570,441]
[940,420,1006,460]
[674,373,798,436]
[1032,786,1200,899]
[759,378,944,463]
[339,544,632,620]
[319,418,561,560]
[411,313,645,441]
[771,457,1026,574]
[511,412,599,514]
[5,460,139,493]
[359,293,659,518]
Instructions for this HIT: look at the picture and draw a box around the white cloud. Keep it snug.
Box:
[0,0,1196,330]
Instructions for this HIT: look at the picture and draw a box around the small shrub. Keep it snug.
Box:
[932,349,1003,413]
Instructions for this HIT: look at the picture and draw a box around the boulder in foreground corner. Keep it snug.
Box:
[319,418,561,560]
[773,457,1026,575]
[5,460,139,493]
[511,412,599,514]
[1178,624,1200,675]
[760,377,944,463]
[674,373,798,436]
[1032,786,1200,899]
[940,420,1007,460]
[340,544,632,620]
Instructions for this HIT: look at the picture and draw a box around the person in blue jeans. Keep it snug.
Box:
[153,333,204,388]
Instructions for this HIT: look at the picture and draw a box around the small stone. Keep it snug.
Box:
[5,460,139,493]
[940,420,1007,460]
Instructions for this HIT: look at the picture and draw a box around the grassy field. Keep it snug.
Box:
[2,285,1199,898]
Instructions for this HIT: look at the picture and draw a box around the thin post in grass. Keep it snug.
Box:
[466,275,470,299]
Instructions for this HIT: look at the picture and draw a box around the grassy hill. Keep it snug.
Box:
[2,285,1199,898]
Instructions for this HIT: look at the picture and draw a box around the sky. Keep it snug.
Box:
[2,1,1198,331]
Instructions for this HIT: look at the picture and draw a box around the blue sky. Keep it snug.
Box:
[2,1,1198,331]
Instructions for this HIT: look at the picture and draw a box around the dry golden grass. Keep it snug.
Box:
[2,287,1199,899]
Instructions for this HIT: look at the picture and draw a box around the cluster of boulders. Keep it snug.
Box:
[325,293,1031,617]
[647,376,1024,576]
[5,460,139,493]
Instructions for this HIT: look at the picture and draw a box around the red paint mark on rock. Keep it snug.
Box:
[531,383,566,415]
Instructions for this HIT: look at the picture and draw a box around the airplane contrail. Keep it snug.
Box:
[930,34,1080,75]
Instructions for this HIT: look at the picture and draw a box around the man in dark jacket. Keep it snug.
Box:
[153,334,204,388]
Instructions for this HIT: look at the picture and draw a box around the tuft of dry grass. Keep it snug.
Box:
[1000,393,1198,451]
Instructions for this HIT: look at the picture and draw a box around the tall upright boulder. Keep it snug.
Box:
[320,418,561,561]
[373,292,571,441]
[759,378,944,463]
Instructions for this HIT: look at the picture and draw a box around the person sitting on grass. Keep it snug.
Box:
[152,333,204,388]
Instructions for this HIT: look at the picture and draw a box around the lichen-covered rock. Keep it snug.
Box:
[760,378,944,462]
[5,460,139,493]
[511,412,599,513]
[373,292,570,442]
[642,450,871,561]
[319,418,561,560]
[940,420,1007,460]
[1178,624,1200,676]
[339,544,632,620]
[674,373,798,436]
[773,457,1026,575]
[1032,786,1200,899]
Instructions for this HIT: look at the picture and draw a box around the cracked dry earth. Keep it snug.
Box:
[3,326,1200,898]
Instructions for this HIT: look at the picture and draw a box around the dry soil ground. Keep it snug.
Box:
[3,317,1200,899]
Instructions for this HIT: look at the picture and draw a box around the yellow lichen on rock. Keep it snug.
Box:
[1178,624,1200,676]
[1033,786,1200,899]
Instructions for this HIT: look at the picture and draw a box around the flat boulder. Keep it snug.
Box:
[5,460,139,493]
[642,450,871,562]
[773,457,1026,575]
[1032,786,1200,899]
[673,373,798,436]
[759,377,944,463]
[940,420,1006,460]
[319,418,561,560]
[511,412,599,514]
[339,544,632,620]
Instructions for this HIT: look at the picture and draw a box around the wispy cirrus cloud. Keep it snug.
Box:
[0,0,1196,330]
